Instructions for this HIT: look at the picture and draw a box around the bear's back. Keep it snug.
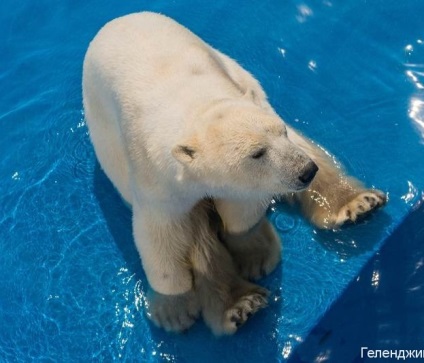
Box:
[83,12,244,139]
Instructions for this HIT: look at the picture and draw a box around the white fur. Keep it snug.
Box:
[83,12,315,295]
[83,11,386,306]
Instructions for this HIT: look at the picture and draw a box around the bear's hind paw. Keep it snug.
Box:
[222,287,269,334]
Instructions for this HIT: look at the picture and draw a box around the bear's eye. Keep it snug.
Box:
[251,148,267,159]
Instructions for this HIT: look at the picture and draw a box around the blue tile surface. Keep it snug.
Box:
[0,0,423,362]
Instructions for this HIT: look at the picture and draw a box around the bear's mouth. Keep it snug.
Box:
[291,183,311,192]
[287,175,318,192]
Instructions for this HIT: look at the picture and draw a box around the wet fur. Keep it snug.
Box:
[190,201,269,335]
[145,200,270,335]
[284,130,387,229]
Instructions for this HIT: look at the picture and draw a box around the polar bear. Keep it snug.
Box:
[82,12,386,335]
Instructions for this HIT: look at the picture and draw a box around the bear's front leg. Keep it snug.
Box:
[297,174,387,229]
[287,127,387,229]
[215,199,281,280]
[132,204,200,332]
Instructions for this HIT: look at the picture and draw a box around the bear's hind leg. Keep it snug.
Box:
[196,270,269,335]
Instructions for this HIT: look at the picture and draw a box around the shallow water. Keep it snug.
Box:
[1,0,423,362]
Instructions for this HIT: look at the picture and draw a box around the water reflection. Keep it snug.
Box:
[371,269,380,288]
[401,180,419,205]
[313,211,392,260]
[405,44,414,55]
[408,97,424,141]
[278,47,286,58]
[296,4,313,23]
[282,341,292,359]
[405,37,424,143]
[308,60,317,72]
[406,71,424,90]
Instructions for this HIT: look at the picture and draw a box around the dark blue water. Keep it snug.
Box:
[1,0,423,362]
[290,202,424,363]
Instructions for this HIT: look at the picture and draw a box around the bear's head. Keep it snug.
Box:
[172,100,318,198]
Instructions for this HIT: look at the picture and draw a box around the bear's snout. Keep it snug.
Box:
[298,161,319,186]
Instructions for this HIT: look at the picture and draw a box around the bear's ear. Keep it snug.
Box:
[172,144,198,164]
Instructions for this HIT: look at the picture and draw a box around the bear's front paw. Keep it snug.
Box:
[332,189,387,227]
[224,219,281,280]
[146,289,200,333]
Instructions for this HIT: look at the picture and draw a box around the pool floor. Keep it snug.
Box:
[1,0,424,362]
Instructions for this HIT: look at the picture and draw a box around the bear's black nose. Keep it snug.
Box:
[299,161,319,185]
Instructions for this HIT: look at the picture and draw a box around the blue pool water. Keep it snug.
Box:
[1,0,423,362]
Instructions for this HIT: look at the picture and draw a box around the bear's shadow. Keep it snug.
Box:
[93,162,142,276]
